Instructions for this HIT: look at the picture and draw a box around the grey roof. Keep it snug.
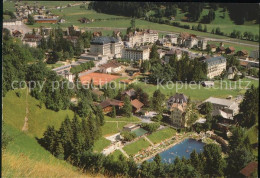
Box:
[204,56,226,66]
[168,93,188,104]
[204,97,234,107]
[91,36,119,45]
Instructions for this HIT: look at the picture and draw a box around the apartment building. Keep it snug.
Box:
[122,46,150,61]
[127,29,158,47]
[90,36,123,58]
[202,56,227,79]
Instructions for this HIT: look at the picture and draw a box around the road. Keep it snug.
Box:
[80,26,258,48]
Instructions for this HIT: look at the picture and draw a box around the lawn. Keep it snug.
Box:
[93,137,111,153]
[110,149,125,161]
[9,2,256,47]
[126,78,259,102]
[246,124,258,145]
[2,124,85,177]
[101,121,129,136]
[123,138,151,156]
[3,89,74,138]
[147,127,177,144]
[104,116,141,122]
[207,41,258,53]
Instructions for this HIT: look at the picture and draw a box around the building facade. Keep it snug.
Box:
[90,36,123,58]
[122,47,150,61]
[203,56,227,79]
[127,29,158,47]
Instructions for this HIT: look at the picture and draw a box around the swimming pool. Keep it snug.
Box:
[148,138,205,163]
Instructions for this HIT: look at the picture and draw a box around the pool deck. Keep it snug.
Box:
[135,132,199,164]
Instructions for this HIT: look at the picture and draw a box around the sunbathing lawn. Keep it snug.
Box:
[110,150,125,161]
[123,138,151,156]
[93,137,111,153]
[101,121,128,136]
[147,127,177,144]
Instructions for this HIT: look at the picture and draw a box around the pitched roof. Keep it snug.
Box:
[240,60,249,66]
[131,99,144,109]
[100,61,121,69]
[168,93,188,104]
[240,162,258,177]
[203,56,226,66]
[91,36,119,45]
[99,98,124,109]
[209,44,217,48]
[218,46,225,51]
[227,46,235,51]
[122,88,136,97]
[204,97,235,107]
[170,103,187,112]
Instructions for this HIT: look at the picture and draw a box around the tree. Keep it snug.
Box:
[121,96,132,117]
[151,89,165,113]
[130,18,135,29]
[27,14,35,25]
[203,144,226,177]
[149,44,159,62]
[199,102,213,115]
[197,23,203,31]
[226,147,254,177]
[237,85,259,128]
[203,25,207,32]
[110,106,116,118]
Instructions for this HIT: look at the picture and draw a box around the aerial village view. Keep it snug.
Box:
[2,1,259,177]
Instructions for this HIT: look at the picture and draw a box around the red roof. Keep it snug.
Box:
[240,162,258,177]
[228,46,235,51]
[131,99,144,109]
[99,99,124,109]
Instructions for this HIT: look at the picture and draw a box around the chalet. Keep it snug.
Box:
[22,34,42,47]
[99,99,124,113]
[99,61,122,73]
[216,46,225,54]
[208,44,217,52]
[240,60,251,69]
[237,50,249,60]
[237,50,249,57]
[131,99,144,113]
[12,30,23,38]
[121,88,136,100]
[225,46,235,54]
[93,31,102,37]
[239,162,258,178]
[177,32,198,48]
[169,103,188,128]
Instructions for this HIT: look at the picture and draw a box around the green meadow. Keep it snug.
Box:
[147,127,177,144]
[123,138,151,156]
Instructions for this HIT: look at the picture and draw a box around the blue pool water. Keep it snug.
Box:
[148,138,205,164]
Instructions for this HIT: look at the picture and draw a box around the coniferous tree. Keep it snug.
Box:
[121,96,132,117]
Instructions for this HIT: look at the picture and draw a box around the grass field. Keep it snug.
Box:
[147,127,177,144]
[110,149,125,161]
[207,41,258,53]
[7,2,256,47]
[104,116,141,122]
[3,89,74,138]
[246,124,258,146]
[93,137,111,153]
[2,123,91,177]
[126,78,259,102]
[123,138,151,156]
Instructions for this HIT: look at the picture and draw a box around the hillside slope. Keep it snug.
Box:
[2,89,103,177]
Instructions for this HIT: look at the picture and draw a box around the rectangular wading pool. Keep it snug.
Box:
[148,138,205,163]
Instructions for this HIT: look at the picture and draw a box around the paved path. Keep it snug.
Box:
[22,88,29,131]
[144,135,154,146]
[246,76,259,80]
[119,148,129,158]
